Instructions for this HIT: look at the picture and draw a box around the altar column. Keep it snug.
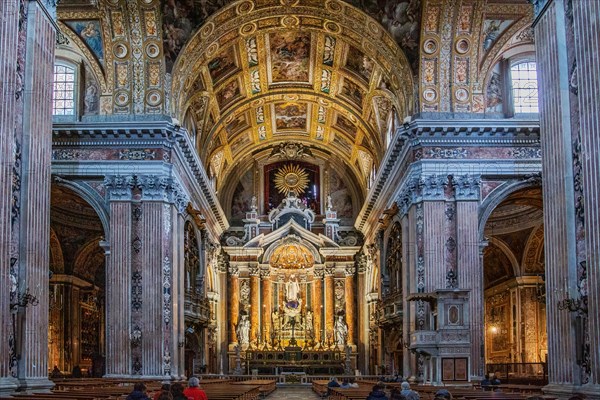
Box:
[260,268,271,344]
[324,266,335,343]
[249,265,260,344]
[313,268,324,344]
[345,267,356,346]
[228,266,239,345]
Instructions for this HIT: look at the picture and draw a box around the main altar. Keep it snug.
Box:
[221,186,362,374]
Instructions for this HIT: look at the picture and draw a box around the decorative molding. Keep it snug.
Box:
[421,174,449,200]
[119,149,156,160]
[452,174,481,201]
[131,271,142,311]
[268,142,313,160]
[132,236,142,253]
[509,147,542,159]
[104,175,135,201]
[163,256,172,325]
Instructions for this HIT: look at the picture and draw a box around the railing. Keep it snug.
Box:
[196,374,394,385]
[486,363,547,385]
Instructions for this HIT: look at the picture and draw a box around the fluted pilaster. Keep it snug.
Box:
[0,3,19,392]
[535,0,580,389]
[11,1,55,390]
[423,202,447,291]
[105,201,132,377]
[572,0,600,389]
[456,201,483,378]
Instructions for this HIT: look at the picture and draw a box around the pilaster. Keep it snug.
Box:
[534,0,582,392]
[312,268,324,344]
[249,265,260,344]
[344,267,356,346]
[11,0,56,391]
[228,266,239,345]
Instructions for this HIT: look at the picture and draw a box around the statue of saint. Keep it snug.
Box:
[334,315,348,347]
[326,194,333,211]
[305,310,314,332]
[286,274,300,303]
[236,314,250,345]
[272,309,280,332]
[250,195,257,211]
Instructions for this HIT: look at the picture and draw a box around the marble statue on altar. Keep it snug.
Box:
[334,315,348,347]
[237,314,250,345]
[286,274,300,303]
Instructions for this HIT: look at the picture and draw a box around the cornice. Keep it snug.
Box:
[52,118,228,235]
[355,117,541,241]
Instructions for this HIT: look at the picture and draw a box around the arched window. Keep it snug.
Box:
[510,61,538,113]
[52,63,77,116]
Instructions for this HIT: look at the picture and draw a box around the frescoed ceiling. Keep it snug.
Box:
[170,0,413,194]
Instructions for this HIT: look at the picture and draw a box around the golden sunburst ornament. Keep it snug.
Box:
[274,164,309,195]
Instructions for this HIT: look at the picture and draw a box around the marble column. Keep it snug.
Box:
[344,267,355,345]
[455,186,483,379]
[10,0,56,391]
[324,267,335,343]
[312,269,324,344]
[104,177,133,378]
[260,268,271,344]
[228,267,239,345]
[572,0,600,392]
[249,266,260,343]
[0,1,21,391]
[534,0,582,394]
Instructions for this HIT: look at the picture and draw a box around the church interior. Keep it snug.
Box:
[1,0,599,399]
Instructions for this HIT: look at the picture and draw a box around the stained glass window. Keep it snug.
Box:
[511,61,538,113]
[52,64,76,116]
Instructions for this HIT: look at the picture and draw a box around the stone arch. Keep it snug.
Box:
[49,227,65,274]
[478,179,542,241]
[53,178,110,240]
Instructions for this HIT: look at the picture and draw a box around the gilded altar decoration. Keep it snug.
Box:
[274,164,309,195]
[270,238,314,270]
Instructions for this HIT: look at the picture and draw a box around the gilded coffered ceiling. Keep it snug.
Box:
[170,0,414,191]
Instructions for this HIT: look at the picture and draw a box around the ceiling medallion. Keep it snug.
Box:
[274,164,310,195]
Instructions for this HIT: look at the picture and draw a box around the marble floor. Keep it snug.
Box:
[265,386,322,399]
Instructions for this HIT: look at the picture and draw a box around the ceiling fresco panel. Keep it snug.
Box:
[267,31,313,85]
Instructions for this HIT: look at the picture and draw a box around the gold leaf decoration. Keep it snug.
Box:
[274,164,309,195]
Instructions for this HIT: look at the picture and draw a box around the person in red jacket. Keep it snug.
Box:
[183,377,208,400]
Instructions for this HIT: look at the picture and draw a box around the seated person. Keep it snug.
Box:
[367,383,389,400]
[126,383,150,400]
[481,376,492,391]
[327,377,340,388]
[491,374,501,386]
[391,388,407,400]
[340,378,351,388]
[349,378,359,388]
[434,389,452,400]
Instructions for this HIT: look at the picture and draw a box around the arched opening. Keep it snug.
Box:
[482,186,546,384]
[49,185,106,377]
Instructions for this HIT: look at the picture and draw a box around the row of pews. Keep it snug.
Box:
[0,378,277,400]
[313,380,549,400]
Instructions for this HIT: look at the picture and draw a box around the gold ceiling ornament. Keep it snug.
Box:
[274,164,310,195]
